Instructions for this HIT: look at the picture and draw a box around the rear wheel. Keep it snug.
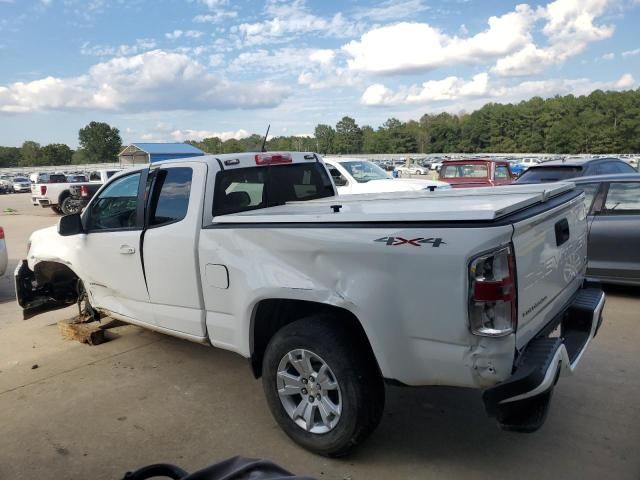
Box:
[61,196,82,215]
[262,315,384,457]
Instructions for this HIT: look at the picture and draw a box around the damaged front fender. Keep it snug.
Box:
[15,260,79,320]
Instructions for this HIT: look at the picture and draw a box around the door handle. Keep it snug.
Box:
[119,245,136,255]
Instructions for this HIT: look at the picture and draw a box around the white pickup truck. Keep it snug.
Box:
[324,157,449,194]
[31,169,120,215]
[15,152,605,456]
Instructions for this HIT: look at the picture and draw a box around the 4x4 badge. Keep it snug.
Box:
[374,237,446,247]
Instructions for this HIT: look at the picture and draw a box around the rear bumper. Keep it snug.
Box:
[31,197,50,206]
[482,286,605,432]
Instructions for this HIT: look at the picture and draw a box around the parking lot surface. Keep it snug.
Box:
[0,193,639,480]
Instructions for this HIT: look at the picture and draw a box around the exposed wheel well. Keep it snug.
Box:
[58,190,71,205]
[250,299,380,379]
[34,261,80,302]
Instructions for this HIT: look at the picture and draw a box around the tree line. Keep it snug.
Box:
[1,88,638,168]
[0,122,122,168]
[188,89,640,155]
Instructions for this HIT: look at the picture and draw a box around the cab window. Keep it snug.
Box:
[213,163,334,216]
[603,182,640,214]
[86,173,141,231]
[148,167,193,226]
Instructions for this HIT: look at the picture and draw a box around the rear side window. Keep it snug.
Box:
[148,167,193,226]
[495,165,509,179]
[603,182,640,214]
[441,164,487,178]
[213,163,334,216]
[516,166,582,183]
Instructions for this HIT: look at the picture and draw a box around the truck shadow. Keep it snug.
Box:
[601,283,640,299]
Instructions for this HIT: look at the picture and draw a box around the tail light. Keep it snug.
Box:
[468,245,517,337]
[40,185,47,196]
[255,153,292,165]
[80,185,89,197]
[0,227,4,240]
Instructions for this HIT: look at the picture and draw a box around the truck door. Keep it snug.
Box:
[141,162,208,338]
[80,170,153,323]
[588,181,640,283]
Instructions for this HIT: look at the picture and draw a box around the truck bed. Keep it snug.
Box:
[213,183,576,224]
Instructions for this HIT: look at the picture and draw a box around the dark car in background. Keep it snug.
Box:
[516,157,636,184]
[574,173,640,286]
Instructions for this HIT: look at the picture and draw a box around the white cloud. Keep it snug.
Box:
[80,38,158,57]
[309,49,335,65]
[362,73,490,105]
[237,0,361,46]
[353,0,429,21]
[601,52,615,60]
[193,11,237,23]
[342,0,617,78]
[198,0,227,9]
[165,30,202,40]
[360,72,636,107]
[165,30,183,40]
[0,50,290,113]
[169,128,250,142]
[229,47,335,75]
[491,0,615,76]
[615,73,635,88]
[622,48,640,57]
[343,5,537,74]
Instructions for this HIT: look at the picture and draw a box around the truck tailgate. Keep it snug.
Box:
[512,192,587,350]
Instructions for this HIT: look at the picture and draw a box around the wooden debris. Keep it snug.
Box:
[58,317,106,346]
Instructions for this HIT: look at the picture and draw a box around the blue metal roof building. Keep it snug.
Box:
[119,143,205,164]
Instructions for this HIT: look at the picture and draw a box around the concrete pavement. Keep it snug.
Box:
[0,193,638,480]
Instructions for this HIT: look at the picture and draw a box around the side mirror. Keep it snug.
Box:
[58,213,84,236]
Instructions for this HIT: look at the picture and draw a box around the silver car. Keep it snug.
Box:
[574,173,640,286]
[0,226,7,276]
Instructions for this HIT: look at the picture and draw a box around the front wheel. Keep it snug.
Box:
[262,316,384,457]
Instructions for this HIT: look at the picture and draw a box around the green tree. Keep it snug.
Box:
[71,149,91,164]
[19,141,42,166]
[41,144,73,166]
[314,124,336,154]
[78,121,122,162]
[0,146,21,168]
[334,116,363,154]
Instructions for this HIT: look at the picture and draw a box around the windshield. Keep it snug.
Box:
[13,177,28,182]
[340,161,390,183]
[516,166,582,183]
[441,164,488,178]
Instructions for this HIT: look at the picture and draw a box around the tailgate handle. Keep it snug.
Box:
[555,218,570,246]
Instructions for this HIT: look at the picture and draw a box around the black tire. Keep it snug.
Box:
[60,196,81,215]
[262,315,384,457]
[51,205,63,215]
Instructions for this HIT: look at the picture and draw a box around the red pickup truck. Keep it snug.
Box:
[439,159,515,188]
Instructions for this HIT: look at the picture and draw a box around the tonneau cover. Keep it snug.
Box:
[213,182,576,224]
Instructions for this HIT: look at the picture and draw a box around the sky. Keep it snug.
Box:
[0,0,638,148]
